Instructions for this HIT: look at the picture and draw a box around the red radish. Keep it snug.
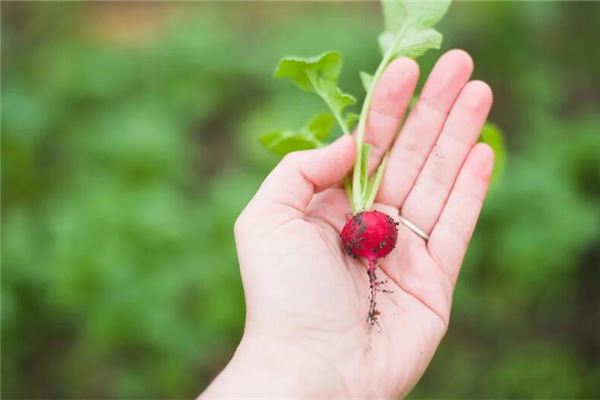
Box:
[341,210,398,326]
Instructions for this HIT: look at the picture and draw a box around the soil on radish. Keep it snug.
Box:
[340,210,398,327]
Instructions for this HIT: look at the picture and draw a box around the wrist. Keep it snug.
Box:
[201,332,353,398]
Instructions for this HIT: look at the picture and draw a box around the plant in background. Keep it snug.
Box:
[262,0,504,325]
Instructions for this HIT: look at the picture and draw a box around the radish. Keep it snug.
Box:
[261,0,454,326]
[341,211,398,262]
[341,211,398,325]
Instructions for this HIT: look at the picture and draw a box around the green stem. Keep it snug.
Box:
[365,152,389,209]
[306,72,354,204]
[351,50,393,212]
[307,72,351,136]
[328,102,351,136]
[351,26,408,213]
[343,176,353,201]
[333,109,353,204]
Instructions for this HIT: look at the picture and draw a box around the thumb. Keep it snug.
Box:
[247,134,355,219]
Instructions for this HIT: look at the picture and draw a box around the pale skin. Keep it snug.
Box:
[201,50,495,399]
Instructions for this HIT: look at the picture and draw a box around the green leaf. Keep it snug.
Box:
[360,71,374,92]
[345,112,360,132]
[307,112,336,141]
[378,0,451,59]
[274,51,356,126]
[260,112,335,156]
[260,131,320,156]
[274,51,343,91]
[479,122,506,185]
[329,87,357,118]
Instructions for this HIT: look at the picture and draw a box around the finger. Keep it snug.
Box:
[400,80,493,235]
[244,135,355,223]
[427,143,494,283]
[377,49,473,206]
[361,57,419,173]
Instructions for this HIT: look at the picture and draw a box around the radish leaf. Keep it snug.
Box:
[274,51,356,134]
[262,0,461,213]
[274,51,342,92]
[260,112,335,156]
[360,71,374,92]
[308,112,337,141]
[345,112,360,131]
[260,134,321,156]
[378,0,450,59]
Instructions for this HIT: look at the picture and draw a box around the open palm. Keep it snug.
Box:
[208,50,494,399]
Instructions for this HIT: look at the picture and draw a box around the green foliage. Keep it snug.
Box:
[260,112,334,156]
[360,71,374,92]
[263,0,453,213]
[274,51,356,133]
[351,0,452,212]
[378,0,451,58]
[2,2,600,399]
[344,112,360,131]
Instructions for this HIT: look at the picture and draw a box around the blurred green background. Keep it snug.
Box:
[2,2,599,398]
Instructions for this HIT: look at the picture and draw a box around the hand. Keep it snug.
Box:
[202,50,494,399]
